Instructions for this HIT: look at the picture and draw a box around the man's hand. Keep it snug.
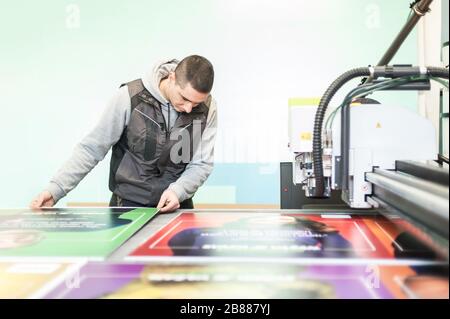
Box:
[157,190,180,213]
[30,191,55,209]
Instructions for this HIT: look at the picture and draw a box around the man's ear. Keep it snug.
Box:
[169,71,176,82]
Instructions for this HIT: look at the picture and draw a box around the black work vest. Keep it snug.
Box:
[109,79,210,205]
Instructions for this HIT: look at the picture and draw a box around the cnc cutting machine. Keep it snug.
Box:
[286,2,449,249]
[289,67,449,243]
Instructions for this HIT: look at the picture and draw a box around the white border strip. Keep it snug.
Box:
[353,221,377,251]
[124,255,447,266]
[374,222,404,252]
[149,220,183,249]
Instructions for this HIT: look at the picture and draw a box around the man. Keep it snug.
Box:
[30,55,217,213]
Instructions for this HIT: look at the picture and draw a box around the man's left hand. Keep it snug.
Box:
[157,189,180,213]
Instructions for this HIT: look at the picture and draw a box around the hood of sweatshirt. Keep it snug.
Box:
[142,59,179,106]
[142,59,180,129]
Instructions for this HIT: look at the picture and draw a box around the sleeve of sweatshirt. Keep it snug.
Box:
[46,86,131,203]
[168,99,218,203]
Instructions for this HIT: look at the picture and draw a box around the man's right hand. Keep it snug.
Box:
[30,191,55,209]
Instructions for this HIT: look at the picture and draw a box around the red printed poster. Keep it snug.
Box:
[129,212,442,263]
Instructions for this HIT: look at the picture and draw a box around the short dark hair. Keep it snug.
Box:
[175,55,214,93]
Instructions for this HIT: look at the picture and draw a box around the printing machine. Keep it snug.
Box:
[288,99,449,260]
[287,0,449,261]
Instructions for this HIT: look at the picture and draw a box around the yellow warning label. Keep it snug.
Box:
[300,132,312,141]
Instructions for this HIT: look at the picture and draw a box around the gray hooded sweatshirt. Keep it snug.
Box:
[46,59,217,204]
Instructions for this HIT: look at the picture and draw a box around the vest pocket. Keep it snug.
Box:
[128,108,161,161]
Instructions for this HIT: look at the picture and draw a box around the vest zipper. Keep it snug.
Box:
[159,103,170,139]
[167,104,170,138]
[135,109,161,128]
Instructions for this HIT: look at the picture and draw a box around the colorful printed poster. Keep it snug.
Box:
[43,262,449,299]
[0,261,84,298]
[128,212,442,262]
[0,208,158,259]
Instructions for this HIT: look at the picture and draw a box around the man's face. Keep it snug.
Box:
[168,73,209,113]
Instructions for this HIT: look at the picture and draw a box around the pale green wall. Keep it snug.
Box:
[443,0,449,43]
[0,0,419,206]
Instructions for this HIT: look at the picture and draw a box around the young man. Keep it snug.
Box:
[30,55,217,213]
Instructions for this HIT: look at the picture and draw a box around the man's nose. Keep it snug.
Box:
[184,103,193,113]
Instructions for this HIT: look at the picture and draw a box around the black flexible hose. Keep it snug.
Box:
[312,68,371,197]
[427,67,449,79]
[313,66,448,198]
